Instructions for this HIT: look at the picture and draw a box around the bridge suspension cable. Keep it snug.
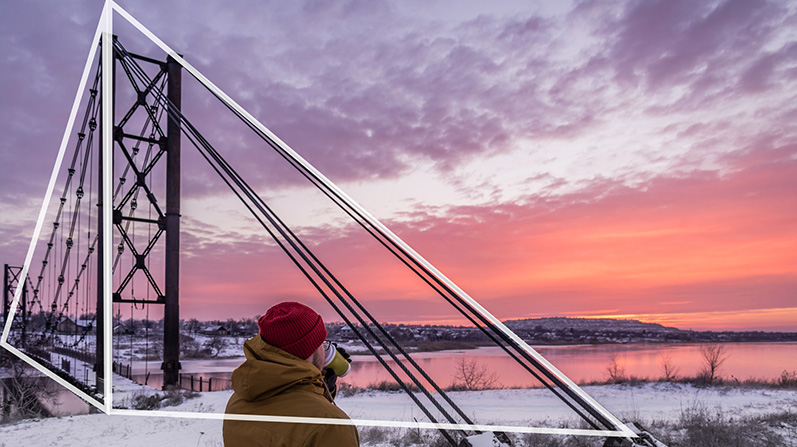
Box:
[113,38,482,444]
[112,36,626,440]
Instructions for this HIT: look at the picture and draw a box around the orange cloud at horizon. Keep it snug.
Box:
[574,307,797,332]
[443,169,794,293]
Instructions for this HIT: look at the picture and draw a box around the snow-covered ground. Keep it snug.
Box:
[1,377,795,446]
[107,333,382,363]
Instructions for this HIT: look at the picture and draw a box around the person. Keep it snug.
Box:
[223,301,360,446]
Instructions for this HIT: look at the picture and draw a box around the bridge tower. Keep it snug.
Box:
[96,39,182,389]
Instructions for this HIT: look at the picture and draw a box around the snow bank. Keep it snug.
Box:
[1,382,795,446]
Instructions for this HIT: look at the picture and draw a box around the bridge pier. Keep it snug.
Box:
[162,55,182,388]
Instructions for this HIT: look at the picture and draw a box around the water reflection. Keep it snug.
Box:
[26,376,93,416]
[131,342,797,390]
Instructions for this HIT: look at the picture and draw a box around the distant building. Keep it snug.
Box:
[113,323,134,335]
[76,318,94,330]
[338,325,355,338]
[202,325,230,336]
[233,325,252,336]
[57,317,91,333]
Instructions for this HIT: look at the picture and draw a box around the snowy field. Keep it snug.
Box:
[1,376,795,446]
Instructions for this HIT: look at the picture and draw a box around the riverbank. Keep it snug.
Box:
[1,378,795,446]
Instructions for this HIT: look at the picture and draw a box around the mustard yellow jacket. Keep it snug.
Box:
[223,335,360,447]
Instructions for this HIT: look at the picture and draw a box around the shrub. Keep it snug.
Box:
[129,391,162,410]
[336,382,358,397]
[696,344,728,386]
[659,352,679,381]
[358,426,389,444]
[452,357,498,391]
[364,380,420,393]
[778,370,797,388]
[677,403,786,447]
[606,352,627,384]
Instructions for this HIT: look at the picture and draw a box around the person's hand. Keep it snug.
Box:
[324,368,338,398]
[336,346,351,364]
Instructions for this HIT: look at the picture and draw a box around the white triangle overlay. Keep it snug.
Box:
[0,0,638,438]
[0,1,110,414]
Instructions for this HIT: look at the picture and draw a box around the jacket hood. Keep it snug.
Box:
[231,335,326,402]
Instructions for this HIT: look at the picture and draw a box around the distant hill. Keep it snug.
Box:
[503,317,681,333]
[328,317,797,346]
[500,317,797,344]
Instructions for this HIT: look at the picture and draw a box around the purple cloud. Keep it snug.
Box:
[3,0,796,331]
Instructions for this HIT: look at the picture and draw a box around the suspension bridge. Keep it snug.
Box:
[1,4,664,446]
[3,38,184,401]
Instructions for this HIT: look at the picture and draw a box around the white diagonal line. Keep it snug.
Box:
[0,342,106,413]
[0,2,105,347]
[2,1,639,438]
[110,408,630,437]
[101,0,115,415]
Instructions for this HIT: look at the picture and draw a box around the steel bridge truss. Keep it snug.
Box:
[3,265,30,347]
[103,37,183,387]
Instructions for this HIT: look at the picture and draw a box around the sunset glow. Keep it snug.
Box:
[1,0,796,332]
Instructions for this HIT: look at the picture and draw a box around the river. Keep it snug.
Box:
[32,342,797,416]
[130,342,797,391]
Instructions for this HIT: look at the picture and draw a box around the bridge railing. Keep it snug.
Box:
[112,361,132,379]
[51,346,95,365]
[178,373,232,392]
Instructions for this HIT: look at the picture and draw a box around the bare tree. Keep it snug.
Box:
[227,318,242,344]
[1,356,58,422]
[240,317,258,335]
[606,352,626,383]
[186,318,201,337]
[180,334,203,359]
[659,352,680,381]
[698,344,728,385]
[453,357,498,391]
[203,334,228,358]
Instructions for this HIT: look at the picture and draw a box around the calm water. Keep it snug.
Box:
[34,342,797,416]
[342,342,797,388]
[131,342,797,390]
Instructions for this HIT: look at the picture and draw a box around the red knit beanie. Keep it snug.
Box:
[258,302,327,360]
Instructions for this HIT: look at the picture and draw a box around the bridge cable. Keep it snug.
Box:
[190,65,611,430]
[112,39,617,435]
[112,46,470,443]
[241,70,613,429]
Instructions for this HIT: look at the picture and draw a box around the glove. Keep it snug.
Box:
[324,368,338,399]
[335,345,352,364]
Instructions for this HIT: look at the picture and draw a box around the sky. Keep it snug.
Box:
[1,0,796,331]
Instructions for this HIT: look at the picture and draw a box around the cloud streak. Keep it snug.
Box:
[167,142,796,329]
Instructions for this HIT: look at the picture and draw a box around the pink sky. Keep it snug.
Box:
[1,0,796,331]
